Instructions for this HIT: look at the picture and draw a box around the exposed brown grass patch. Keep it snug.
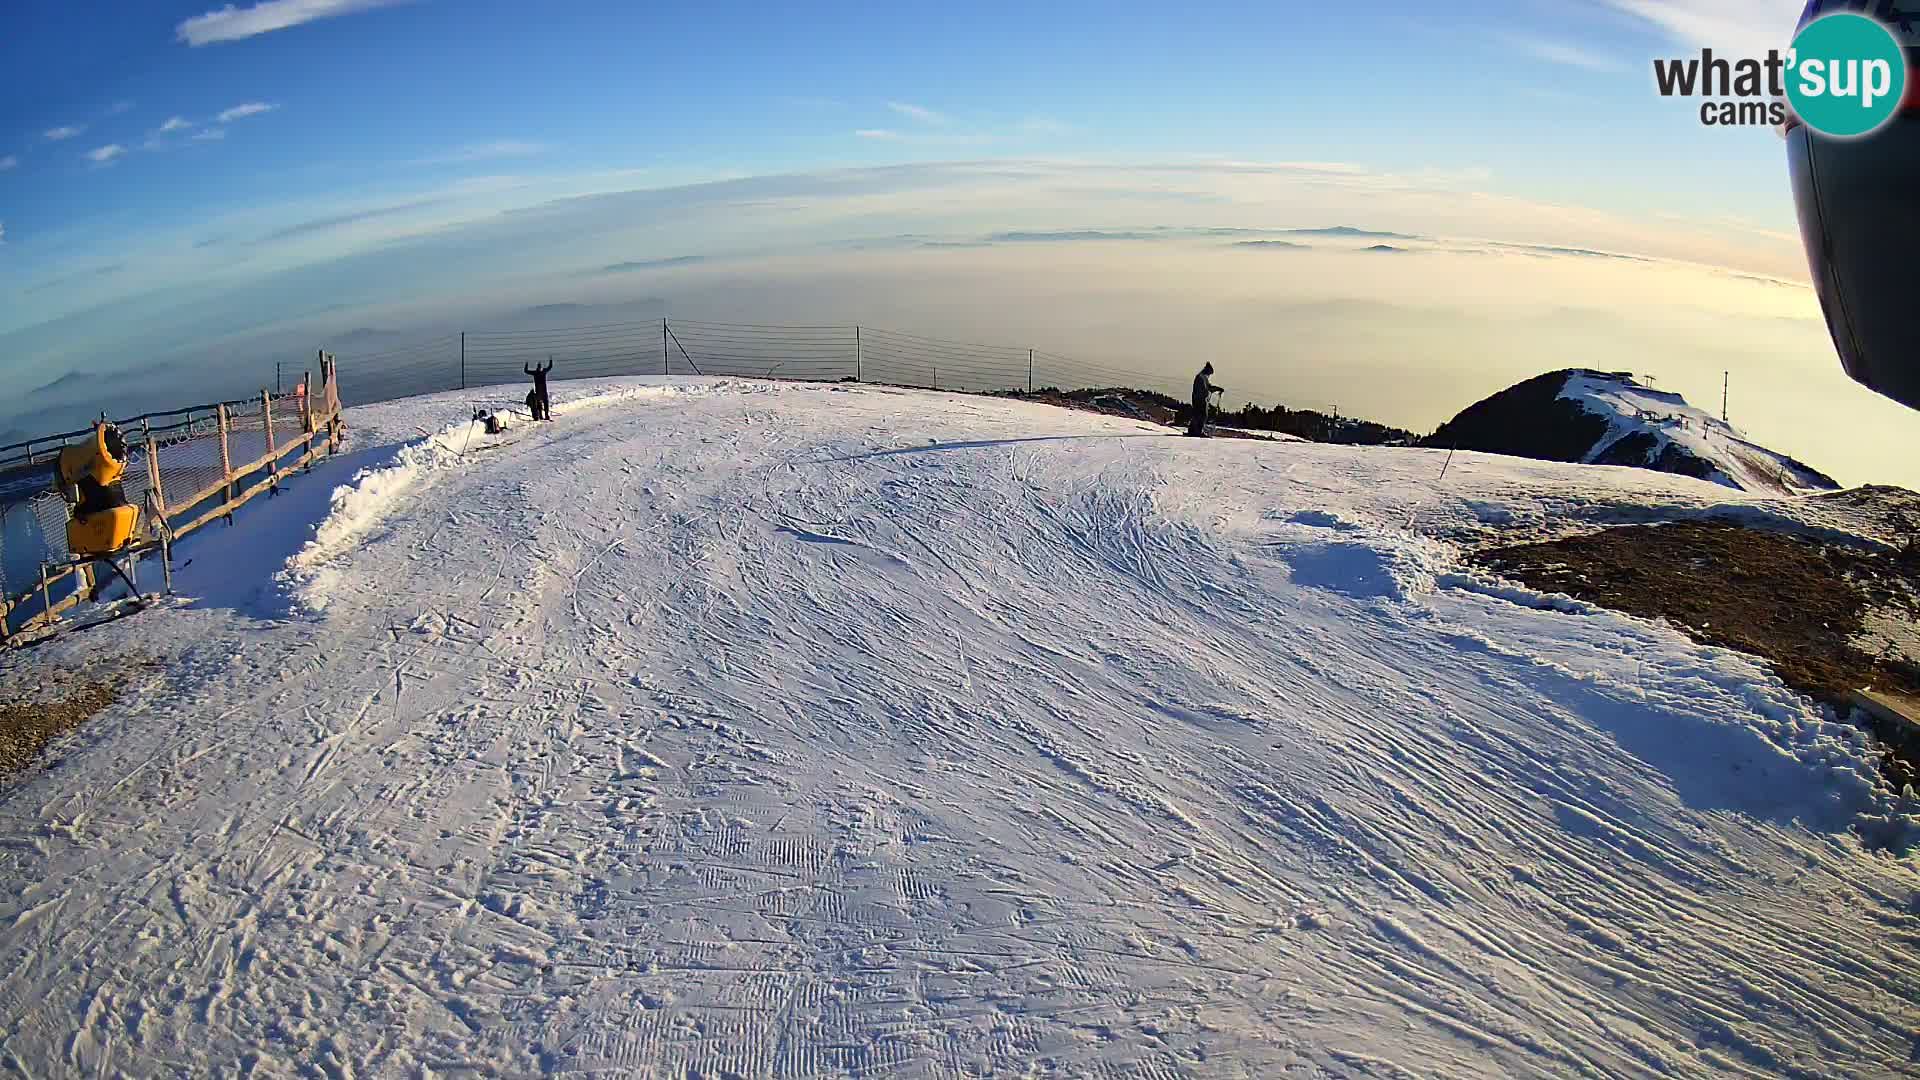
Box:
[1471,521,1920,786]
[0,680,118,776]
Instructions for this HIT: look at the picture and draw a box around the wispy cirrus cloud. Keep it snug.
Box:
[852,128,993,146]
[1600,0,1803,56]
[176,0,406,46]
[85,144,127,165]
[25,263,125,295]
[1502,33,1627,73]
[157,116,194,133]
[859,112,1072,146]
[414,140,545,165]
[886,101,947,125]
[192,128,228,142]
[259,196,447,243]
[218,102,278,123]
[45,126,84,142]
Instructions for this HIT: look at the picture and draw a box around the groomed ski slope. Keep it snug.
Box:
[2,377,1917,1078]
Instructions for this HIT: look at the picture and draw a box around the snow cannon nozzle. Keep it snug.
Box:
[55,420,139,557]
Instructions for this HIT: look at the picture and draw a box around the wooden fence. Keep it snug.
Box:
[0,354,344,642]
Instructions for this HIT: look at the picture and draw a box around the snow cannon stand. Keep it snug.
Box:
[48,419,168,611]
[55,421,139,559]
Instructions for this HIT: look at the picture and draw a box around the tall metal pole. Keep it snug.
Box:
[1028,349,1034,394]
[662,319,670,376]
[276,361,283,396]
[460,332,467,391]
[1722,370,1729,423]
[855,326,862,383]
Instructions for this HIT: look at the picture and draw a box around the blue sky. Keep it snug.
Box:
[16,0,1911,488]
[0,0,1808,272]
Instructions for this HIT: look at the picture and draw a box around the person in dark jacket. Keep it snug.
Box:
[524,358,554,421]
[1189,362,1223,436]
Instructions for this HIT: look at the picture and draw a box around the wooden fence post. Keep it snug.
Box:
[150,493,173,595]
[323,353,342,454]
[261,389,279,496]
[300,374,316,472]
[216,403,234,521]
[144,434,167,531]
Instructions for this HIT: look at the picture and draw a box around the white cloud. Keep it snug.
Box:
[0,222,7,245]
[176,0,404,46]
[108,101,135,116]
[45,126,84,141]
[0,155,16,172]
[86,144,127,164]
[1503,34,1627,73]
[886,101,947,125]
[192,128,228,142]
[217,102,277,123]
[1601,0,1803,56]
[416,140,545,164]
[852,127,996,147]
[158,116,193,133]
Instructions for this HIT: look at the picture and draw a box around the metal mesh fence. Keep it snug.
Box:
[0,379,336,631]
[331,318,1190,410]
[4,316,1172,631]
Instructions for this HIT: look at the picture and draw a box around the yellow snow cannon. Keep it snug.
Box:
[55,421,139,557]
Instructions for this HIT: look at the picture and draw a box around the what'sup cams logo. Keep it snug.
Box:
[1654,1,1916,137]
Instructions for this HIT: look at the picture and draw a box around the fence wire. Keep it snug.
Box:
[4,316,1181,618]
[333,318,1189,409]
[0,389,326,613]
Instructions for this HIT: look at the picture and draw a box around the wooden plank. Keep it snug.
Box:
[163,422,318,532]
[165,479,234,523]
[1851,688,1920,742]
[17,589,84,634]
[8,563,81,634]
[231,446,279,483]
[4,400,345,644]
[5,396,345,645]
[171,438,328,543]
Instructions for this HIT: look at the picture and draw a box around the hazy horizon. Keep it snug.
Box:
[6,0,1911,490]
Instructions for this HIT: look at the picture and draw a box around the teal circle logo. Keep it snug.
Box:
[1787,13,1908,138]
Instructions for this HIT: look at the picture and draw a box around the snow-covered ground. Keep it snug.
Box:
[1,377,1916,1077]
[1560,372,1837,496]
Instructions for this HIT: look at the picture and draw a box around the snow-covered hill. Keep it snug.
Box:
[0,378,1913,1077]
[1429,369,1839,496]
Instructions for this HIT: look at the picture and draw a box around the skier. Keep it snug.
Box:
[1188,362,1224,437]
[524,358,554,421]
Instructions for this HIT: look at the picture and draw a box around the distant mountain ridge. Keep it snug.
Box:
[1426,369,1838,496]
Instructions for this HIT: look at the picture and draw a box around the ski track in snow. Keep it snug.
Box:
[0,377,1916,1078]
